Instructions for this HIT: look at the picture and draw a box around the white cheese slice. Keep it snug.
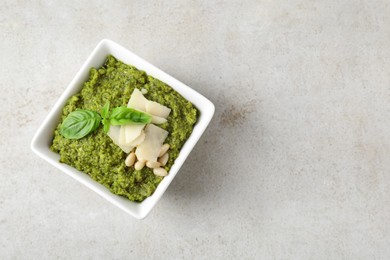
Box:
[107,125,120,144]
[129,131,145,146]
[119,144,133,154]
[146,101,171,118]
[135,124,168,162]
[118,124,145,145]
[127,88,148,111]
[107,126,133,153]
[151,115,167,124]
[118,126,126,146]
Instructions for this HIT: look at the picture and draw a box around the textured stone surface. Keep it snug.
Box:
[1,0,390,259]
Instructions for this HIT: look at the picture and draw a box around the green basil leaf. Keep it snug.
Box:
[109,106,152,125]
[60,110,101,139]
[101,101,110,119]
[100,102,111,133]
[102,118,110,133]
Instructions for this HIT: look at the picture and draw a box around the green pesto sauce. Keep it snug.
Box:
[51,55,198,202]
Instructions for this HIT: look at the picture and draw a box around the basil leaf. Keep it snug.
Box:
[109,106,152,125]
[101,101,110,119]
[101,102,111,133]
[60,110,101,139]
[102,118,110,133]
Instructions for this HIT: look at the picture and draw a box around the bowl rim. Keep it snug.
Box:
[31,39,215,219]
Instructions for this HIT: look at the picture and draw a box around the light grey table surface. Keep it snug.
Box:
[1,1,389,259]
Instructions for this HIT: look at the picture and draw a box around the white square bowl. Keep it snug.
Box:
[31,39,214,219]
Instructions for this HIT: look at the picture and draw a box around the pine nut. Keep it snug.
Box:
[134,160,145,171]
[153,167,168,177]
[158,152,169,166]
[146,161,161,169]
[125,152,136,167]
[158,144,170,157]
